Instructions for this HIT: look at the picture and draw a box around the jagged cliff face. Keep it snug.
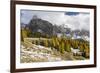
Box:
[28,18,53,36]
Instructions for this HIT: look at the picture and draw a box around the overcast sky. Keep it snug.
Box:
[21,10,90,31]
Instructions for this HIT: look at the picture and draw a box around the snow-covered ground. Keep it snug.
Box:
[21,44,62,63]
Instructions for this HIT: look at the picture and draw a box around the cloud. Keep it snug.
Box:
[21,10,90,31]
[64,13,90,30]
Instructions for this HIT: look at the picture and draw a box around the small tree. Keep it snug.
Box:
[52,38,56,47]
[65,44,71,52]
[60,42,65,54]
[79,45,84,52]
[84,45,90,58]
[21,29,28,42]
[44,40,48,47]
[64,41,71,52]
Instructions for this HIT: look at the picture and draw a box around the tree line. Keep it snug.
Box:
[21,28,90,58]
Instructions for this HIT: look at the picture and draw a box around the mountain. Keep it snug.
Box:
[28,17,53,36]
[21,16,89,40]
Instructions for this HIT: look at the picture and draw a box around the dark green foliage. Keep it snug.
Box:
[36,40,39,45]
[40,40,45,46]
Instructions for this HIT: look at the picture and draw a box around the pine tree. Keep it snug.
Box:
[60,42,65,54]
[65,41,71,52]
[84,44,90,58]
[44,40,48,47]
[21,29,28,42]
[80,45,84,52]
